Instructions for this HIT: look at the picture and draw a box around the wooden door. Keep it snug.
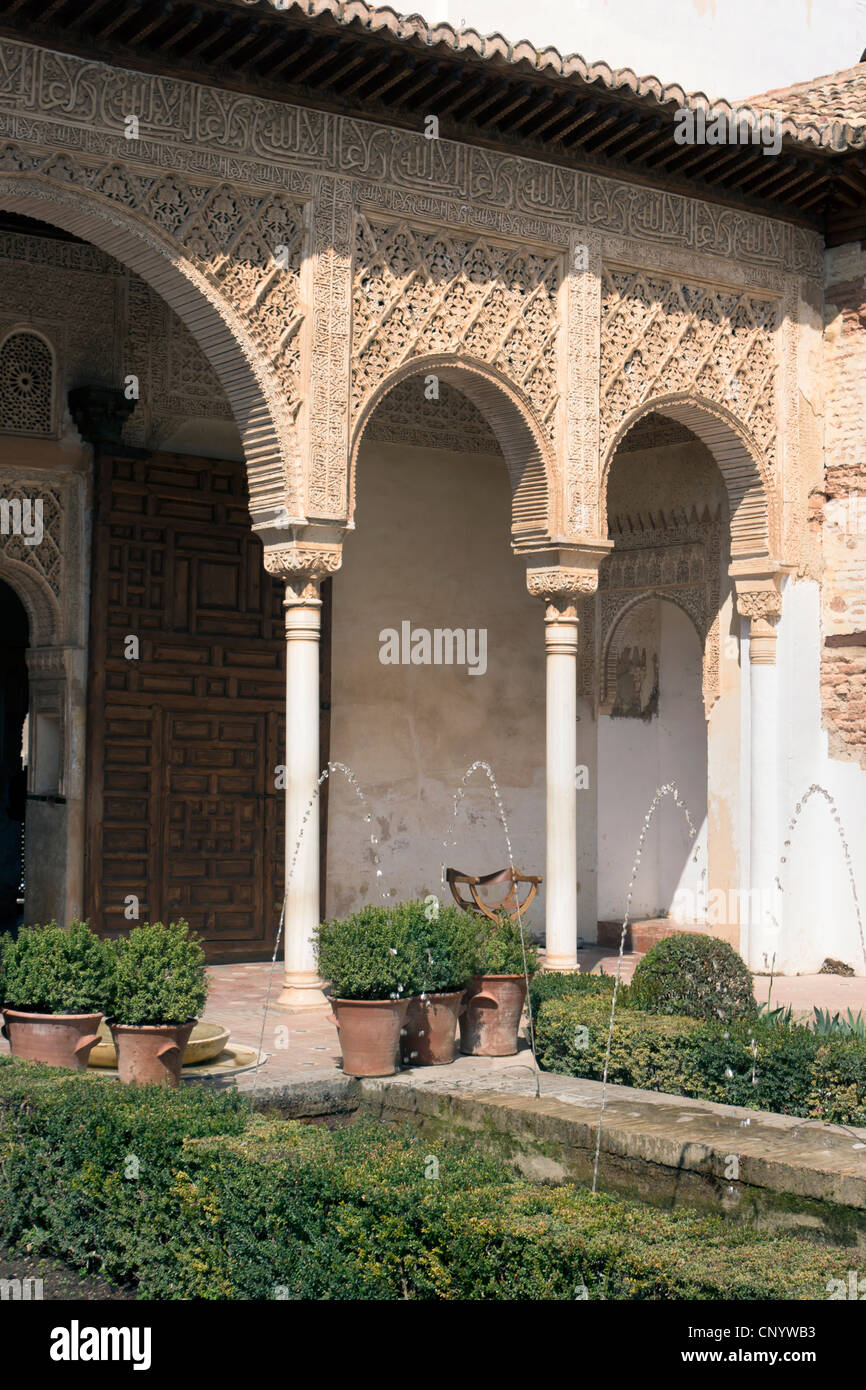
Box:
[85,449,290,961]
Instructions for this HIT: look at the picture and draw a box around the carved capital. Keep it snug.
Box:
[525,539,613,614]
[735,588,783,622]
[730,562,783,624]
[262,530,344,608]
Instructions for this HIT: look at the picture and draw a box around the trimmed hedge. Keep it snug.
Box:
[630,932,756,1023]
[0,1057,852,1299]
[535,996,866,1124]
[528,969,623,1020]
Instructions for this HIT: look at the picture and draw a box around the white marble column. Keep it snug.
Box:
[734,573,783,972]
[278,574,327,1009]
[263,536,342,1011]
[544,596,580,970]
[526,543,611,973]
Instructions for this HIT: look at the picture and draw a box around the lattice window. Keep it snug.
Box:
[0,333,54,436]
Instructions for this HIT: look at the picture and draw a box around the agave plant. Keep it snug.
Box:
[812,1006,866,1038]
[756,1000,794,1028]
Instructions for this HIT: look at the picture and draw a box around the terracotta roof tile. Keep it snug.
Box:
[237,1,866,150]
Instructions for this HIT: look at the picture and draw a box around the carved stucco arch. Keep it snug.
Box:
[0,174,300,527]
[349,355,557,544]
[601,588,712,717]
[600,393,777,563]
[0,554,58,648]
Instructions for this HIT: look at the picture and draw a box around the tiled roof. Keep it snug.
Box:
[259,0,866,149]
[745,63,866,130]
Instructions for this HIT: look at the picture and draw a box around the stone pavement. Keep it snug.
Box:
[204,948,866,1093]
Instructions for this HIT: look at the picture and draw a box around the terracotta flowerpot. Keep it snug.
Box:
[400,990,464,1066]
[2,1009,103,1069]
[110,1020,196,1088]
[459,975,527,1056]
[330,997,409,1077]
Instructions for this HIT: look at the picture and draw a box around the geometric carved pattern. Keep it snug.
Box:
[600,269,778,470]
[0,482,62,597]
[352,216,562,439]
[598,507,723,716]
[0,330,53,435]
[365,376,502,455]
[0,144,306,424]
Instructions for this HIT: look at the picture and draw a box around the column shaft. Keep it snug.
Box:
[746,617,779,971]
[279,591,327,1009]
[544,605,579,971]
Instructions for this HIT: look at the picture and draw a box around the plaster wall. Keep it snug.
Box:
[326,438,546,931]
[774,577,866,975]
[597,601,707,921]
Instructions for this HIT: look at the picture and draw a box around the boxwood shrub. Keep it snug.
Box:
[474,911,539,976]
[535,995,866,1123]
[0,1057,852,1300]
[110,920,208,1026]
[528,969,622,1020]
[1,921,115,1015]
[315,905,425,1000]
[406,900,478,993]
[629,932,755,1023]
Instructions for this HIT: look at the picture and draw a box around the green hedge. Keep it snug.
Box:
[0,1057,852,1299]
[528,969,622,1020]
[535,996,866,1123]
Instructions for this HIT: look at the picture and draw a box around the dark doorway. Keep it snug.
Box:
[0,580,28,936]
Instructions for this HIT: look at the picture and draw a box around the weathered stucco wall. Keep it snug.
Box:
[326,436,546,929]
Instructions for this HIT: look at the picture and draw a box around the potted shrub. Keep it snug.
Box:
[315,906,422,1076]
[1,920,113,1069]
[109,920,208,1087]
[400,901,477,1067]
[460,912,539,1057]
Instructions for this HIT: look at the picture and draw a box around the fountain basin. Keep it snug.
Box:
[88,1020,230,1068]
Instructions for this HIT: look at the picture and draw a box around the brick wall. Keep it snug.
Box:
[822,243,866,766]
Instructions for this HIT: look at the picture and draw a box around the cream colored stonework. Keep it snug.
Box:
[0,36,824,584]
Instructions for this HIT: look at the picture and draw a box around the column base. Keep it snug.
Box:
[543,955,580,973]
[277,971,330,1011]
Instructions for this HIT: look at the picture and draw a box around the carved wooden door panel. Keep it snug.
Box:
[85,449,287,961]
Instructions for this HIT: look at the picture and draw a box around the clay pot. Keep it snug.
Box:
[459,975,527,1056]
[110,1020,196,1088]
[401,990,464,1066]
[2,1009,103,1069]
[331,997,409,1077]
[89,1019,229,1069]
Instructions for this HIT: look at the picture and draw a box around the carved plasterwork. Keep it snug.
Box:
[600,267,778,473]
[0,480,62,597]
[0,467,88,649]
[262,540,343,605]
[735,588,783,621]
[0,37,821,546]
[352,214,562,442]
[364,376,502,455]
[526,568,600,600]
[308,176,353,518]
[597,510,723,717]
[567,230,602,534]
[0,230,235,450]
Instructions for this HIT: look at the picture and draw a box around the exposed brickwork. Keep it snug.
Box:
[822,243,866,767]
